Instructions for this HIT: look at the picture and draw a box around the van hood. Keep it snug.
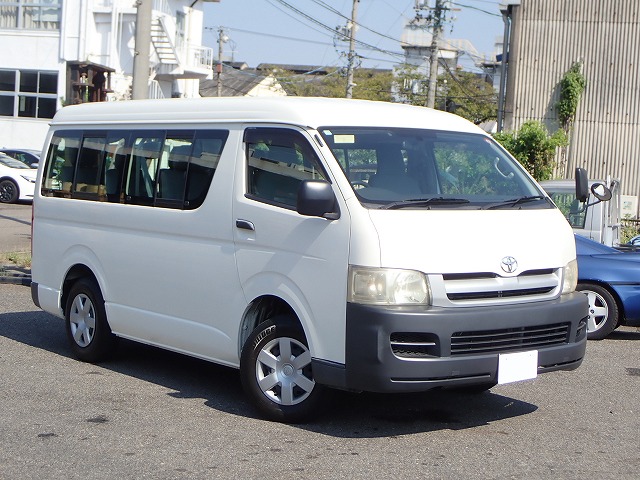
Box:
[366,208,575,275]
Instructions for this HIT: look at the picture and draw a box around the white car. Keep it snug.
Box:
[0,153,37,203]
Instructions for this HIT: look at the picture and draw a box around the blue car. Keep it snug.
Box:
[575,234,640,339]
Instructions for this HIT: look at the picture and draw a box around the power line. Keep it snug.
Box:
[451,1,501,17]
[269,0,406,60]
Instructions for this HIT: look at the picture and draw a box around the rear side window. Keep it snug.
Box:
[42,133,81,195]
[42,129,228,209]
[245,127,327,208]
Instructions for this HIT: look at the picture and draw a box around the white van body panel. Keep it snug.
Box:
[48,97,484,135]
[34,130,247,366]
[232,125,352,364]
[369,209,574,274]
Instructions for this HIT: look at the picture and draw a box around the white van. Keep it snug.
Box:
[32,97,588,422]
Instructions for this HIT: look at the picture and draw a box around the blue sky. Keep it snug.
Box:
[202,0,504,71]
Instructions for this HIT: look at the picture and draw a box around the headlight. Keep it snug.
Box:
[348,266,431,305]
[562,259,578,294]
[20,175,36,183]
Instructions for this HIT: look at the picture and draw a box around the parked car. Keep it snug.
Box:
[0,153,37,203]
[575,234,640,339]
[0,148,40,168]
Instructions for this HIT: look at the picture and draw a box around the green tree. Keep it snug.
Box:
[274,67,393,101]
[439,70,497,124]
[555,62,586,176]
[393,66,497,124]
[493,120,567,181]
[556,62,587,132]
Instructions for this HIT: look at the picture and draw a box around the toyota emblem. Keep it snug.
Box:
[501,256,518,274]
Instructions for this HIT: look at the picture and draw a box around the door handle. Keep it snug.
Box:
[236,219,255,231]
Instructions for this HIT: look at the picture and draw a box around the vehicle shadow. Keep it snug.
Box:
[0,310,538,437]
[606,327,640,341]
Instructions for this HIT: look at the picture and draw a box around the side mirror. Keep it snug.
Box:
[297,180,340,220]
[575,167,589,203]
[591,182,612,201]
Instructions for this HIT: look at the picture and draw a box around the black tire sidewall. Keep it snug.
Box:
[577,283,619,340]
[240,319,325,423]
[0,179,19,204]
[64,278,115,362]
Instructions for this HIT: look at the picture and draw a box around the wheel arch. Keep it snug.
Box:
[238,295,305,358]
[61,264,101,315]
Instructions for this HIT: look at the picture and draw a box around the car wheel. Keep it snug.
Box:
[0,179,19,204]
[577,283,619,340]
[65,278,117,362]
[240,318,325,423]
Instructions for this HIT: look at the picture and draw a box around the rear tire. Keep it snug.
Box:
[0,179,19,204]
[64,278,116,362]
[577,283,619,340]
[240,318,325,423]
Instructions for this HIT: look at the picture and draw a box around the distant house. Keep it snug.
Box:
[500,0,640,200]
[0,0,215,150]
[200,64,286,97]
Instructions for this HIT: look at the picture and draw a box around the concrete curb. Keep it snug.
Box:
[0,265,31,286]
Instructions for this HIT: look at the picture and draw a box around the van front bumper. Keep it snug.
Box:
[312,293,588,392]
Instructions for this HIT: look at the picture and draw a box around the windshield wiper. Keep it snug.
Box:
[380,197,470,210]
[482,195,547,210]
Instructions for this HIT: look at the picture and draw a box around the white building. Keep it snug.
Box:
[0,0,216,150]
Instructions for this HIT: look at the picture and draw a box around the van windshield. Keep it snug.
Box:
[319,127,549,210]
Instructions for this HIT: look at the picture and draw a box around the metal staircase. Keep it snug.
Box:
[150,16,180,68]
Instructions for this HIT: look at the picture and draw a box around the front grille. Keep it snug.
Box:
[451,323,570,356]
[447,286,555,301]
[441,269,560,304]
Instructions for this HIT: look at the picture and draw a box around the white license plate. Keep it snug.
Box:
[498,350,538,385]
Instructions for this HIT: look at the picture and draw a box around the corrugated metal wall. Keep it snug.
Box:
[504,0,640,200]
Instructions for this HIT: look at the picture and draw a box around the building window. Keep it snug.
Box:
[0,0,61,30]
[0,69,58,119]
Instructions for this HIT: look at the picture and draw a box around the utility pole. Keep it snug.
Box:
[216,27,227,97]
[132,0,152,100]
[345,0,360,99]
[426,0,447,108]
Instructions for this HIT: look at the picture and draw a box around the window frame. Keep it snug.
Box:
[0,0,62,30]
[0,69,58,119]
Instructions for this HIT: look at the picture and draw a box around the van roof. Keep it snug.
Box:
[50,97,485,134]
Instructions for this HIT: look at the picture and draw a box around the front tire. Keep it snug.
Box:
[240,319,325,423]
[65,278,116,362]
[0,179,19,204]
[577,283,619,340]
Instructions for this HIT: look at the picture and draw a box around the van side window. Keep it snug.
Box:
[42,128,228,209]
[104,133,130,203]
[157,137,191,204]
[126,133,164,206]
[42,133,81,197]
[74,136,106,198]
[245,127,327,208]
[185,130,227,208]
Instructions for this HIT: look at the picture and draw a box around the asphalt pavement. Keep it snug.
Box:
[1,202,639,478]
[0,202,32,285]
